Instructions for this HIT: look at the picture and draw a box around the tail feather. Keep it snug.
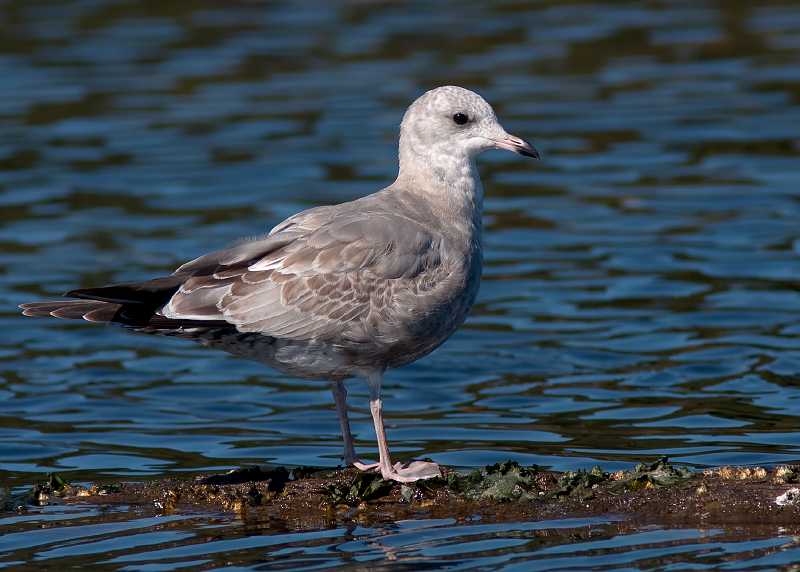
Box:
[20,300,122,322]
[20,274,185,327]
[20,269,237,334]
[20,281,233,332]
[63,275,186,305]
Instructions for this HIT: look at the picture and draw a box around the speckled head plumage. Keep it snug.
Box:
[398,86,538,167]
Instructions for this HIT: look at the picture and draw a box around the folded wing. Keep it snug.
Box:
[161,208,442,343]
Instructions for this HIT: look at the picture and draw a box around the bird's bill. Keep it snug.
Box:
[494,135,539,158]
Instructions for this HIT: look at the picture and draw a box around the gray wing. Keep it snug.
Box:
[162,206,443,343]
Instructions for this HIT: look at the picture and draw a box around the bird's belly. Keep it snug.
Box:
[167,326,359,381]
[166,258,481,381]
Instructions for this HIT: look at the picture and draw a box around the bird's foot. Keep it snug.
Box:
[346,454,441,482]
[351,460,380,472]
[382,460,442,483]
[343,450,381,472]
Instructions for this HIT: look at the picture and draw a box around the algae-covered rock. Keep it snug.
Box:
[327,472,395,505]
[204,466,290,493]
[610,457,696,494]
[543,466,606,501]
[400,475,447,503]
[2,472,71,512]
[326,460,541,505]
[3,458,703,516]
[445,461,539,502]
[240,484,264,507]
[445,469,485,499]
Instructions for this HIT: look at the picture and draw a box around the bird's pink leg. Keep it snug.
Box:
[366,372,441,483]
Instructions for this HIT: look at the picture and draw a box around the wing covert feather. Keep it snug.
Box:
[162,210,444,342]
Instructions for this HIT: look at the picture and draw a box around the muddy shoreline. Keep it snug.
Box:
[5,460,799,530]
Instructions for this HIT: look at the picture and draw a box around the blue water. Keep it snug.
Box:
[2,0,800,569]
[2,509,798,571]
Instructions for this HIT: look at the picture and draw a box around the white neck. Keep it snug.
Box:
[392,143,484,237]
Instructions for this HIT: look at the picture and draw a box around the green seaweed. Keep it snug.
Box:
[610,457,696,494]
[2,472,71,512]
[444,461,539,502]
[543,466,606,501]
[327,472,395,505]
[47,472,70,492]
[400,475,447,502]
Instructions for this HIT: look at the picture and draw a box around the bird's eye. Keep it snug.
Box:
[453,113,469,125]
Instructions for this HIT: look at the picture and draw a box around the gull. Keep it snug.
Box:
[20,86,538,482]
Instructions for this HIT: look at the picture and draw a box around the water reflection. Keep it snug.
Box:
[2,507,800,571]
